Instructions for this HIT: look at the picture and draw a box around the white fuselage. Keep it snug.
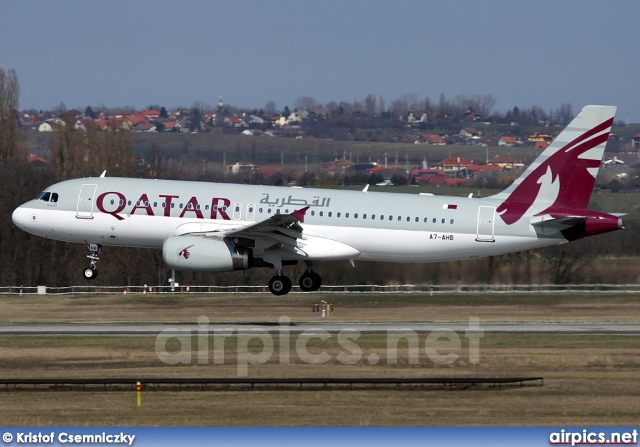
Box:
[12,177,563,264]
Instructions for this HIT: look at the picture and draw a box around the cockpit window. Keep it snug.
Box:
[36,191,58,203]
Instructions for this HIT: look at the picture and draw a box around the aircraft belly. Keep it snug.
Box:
[304,226,560,263]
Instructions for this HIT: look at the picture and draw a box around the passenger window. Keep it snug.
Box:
[319,211,324,217]
[354,213,358,219]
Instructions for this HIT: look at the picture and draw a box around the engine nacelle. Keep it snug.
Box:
[163,236,252,272]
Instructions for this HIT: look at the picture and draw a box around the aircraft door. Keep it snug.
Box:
[476,206,495,242]
[246,203,256,221]
[232,202,242,220]
[76,184,97,219]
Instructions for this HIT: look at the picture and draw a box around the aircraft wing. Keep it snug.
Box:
[221,206,309,251]
[174,206,359,259]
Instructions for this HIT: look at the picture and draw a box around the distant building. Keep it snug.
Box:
[434,156,474,176]
[527,131,555,143]
[487,156,524,170]
[415,134,445,145]
[498,136,518,147]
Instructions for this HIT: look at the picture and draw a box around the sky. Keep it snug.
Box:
[2,1,640,121]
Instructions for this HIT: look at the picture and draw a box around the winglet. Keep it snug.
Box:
[100,170,107,178]
[291,206,310,223]
[362,184,369,192]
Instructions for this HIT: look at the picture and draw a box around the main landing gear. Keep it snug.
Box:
[299,261,322,292]
[83,243,101,280]
[267,261,322,296]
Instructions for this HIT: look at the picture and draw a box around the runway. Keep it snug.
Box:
[0,322,639,335]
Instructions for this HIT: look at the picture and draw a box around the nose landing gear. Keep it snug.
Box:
[83,243,101,280]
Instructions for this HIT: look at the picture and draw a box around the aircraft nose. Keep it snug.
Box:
[12,205,34,229]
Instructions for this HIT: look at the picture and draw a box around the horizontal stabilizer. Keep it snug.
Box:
[529,215,586,229]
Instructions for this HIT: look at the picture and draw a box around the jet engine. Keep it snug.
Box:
[163,236,252,272]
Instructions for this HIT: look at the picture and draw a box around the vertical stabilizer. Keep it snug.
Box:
[493,105,616,225]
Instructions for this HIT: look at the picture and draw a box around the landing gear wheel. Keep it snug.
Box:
[83,267,98,280]
[269,275,292,296]
[299,272,322,292]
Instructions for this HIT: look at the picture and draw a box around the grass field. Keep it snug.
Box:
[0,293,638,425]
[1,292,640,323]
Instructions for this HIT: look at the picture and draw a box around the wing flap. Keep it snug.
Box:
[222,206,310,249]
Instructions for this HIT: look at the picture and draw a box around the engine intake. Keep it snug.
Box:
[163,236,252,272]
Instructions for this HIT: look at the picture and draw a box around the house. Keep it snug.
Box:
[162,121,181,132]
[434,156,474,176]
[534,141,550,149]
[223,116,247,128]
[133,121,155,132]
[498,136,518,147]
[411,168,446,185]
[487,156,524,170]
[464,164,504,177]
[527,131,555,143]
[323,159,354,176]
[459,127,479,139]
[415,134,445,145]
[227,163,255,174]
[144,109,161,119]
[253,166,285,177]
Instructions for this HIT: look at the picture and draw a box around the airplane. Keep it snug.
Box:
[12,105,623,295]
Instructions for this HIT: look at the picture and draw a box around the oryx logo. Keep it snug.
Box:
[497,117,613,225]
[178,244,195,260]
